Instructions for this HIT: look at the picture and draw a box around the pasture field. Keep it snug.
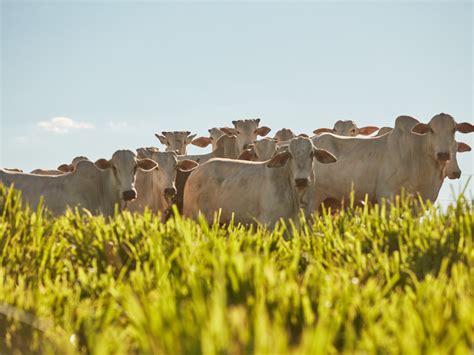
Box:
[0,185,472,354]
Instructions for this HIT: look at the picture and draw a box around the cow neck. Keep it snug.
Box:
[269,162,301,216]
[99,169,121,216]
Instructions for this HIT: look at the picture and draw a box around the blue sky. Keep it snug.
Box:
[1,1,472,202]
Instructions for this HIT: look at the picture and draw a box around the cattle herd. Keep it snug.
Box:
[1,113,472,227]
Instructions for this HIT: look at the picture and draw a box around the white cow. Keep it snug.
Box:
[155,131,197,155]
[0,150,157,216]
[183,137,336,227]
[311,114,473,210]
[127,148,198,215]
[313,120,379,136]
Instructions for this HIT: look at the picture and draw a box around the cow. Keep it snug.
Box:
[155,131,197,155]
[311,113,474,211]
[222,118,271,153]
[313,120,379,136]
[319,141,471,215]
[238,137,278,162]
[0,150,157,216]
[183,137,336,227]
[171,134,239,215]
[127,148,198,216]
[31,156,89,175]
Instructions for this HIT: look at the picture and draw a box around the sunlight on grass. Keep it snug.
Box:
[0,185,472,354]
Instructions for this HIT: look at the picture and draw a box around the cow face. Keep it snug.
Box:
[137,149,198,203]
[229,119,271,152]
[96,150,157,202]
[411,113,472,162]
[155,131,196,155]
[314,120,379,136]
[267,137,336,190]
[445,142,471,180]
[191,128,227,151]
[251,138,278,161]
[274,128,295,143]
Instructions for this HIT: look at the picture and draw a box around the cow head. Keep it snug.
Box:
[411,113,473,162]
[445,142,471,180]
[137,149,198,203]
[95,150,157,202]
[273,128,296,143]
[191,127,230,151]
[240,138,278,161]
[57,156,89,173]
[267,137,336,190]
[226,118,271,152]
[155,131,196,155]
[314,120,379,136]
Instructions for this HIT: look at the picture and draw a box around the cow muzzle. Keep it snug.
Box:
[295,178,310,188]
[449,171,461,180]
[437,152,451,161]
[164,187,177,200]
[122,189,137,201]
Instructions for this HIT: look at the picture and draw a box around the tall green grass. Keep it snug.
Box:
[0,184,472,354]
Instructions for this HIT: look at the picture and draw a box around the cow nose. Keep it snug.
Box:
[437,152,451,161]
[122,190,137,201]
[164,187,177,198]
[295,178,309,188]
[450,171,461,179]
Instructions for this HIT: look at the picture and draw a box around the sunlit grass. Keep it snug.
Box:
[0,184,472,354]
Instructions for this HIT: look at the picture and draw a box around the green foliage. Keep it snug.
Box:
[0,184,472,354]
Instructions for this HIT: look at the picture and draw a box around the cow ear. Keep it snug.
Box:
[358,126,379,135]
[238,148,257,161]
[191,137,212,148]
[313,148,337,164]
[313,128,334,135]
[57,164,72,172]
[95,159,112,170]
[376,127,393,136]
[186,134,197,144]
[411,123,431,135]
[267,151,291,168]
[298,133,309,138]
[457,142,471,152]
[456,122,474,134]
[138,158,158,171]
[256,126,271,137]
[256,118,261,124]
[155,133,168,145]
[232,120,238,126]
[220,127,236,136]
[177,159,199,172]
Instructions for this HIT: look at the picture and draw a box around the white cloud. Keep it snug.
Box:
[108,121,128,129]
[38,117,94,133]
